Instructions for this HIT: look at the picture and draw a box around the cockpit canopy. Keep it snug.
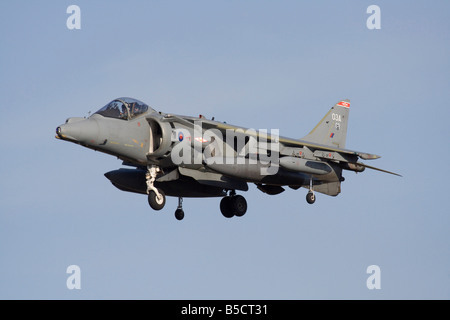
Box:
[94,97,150,120]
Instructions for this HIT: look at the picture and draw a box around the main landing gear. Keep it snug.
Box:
[220,191,248,219]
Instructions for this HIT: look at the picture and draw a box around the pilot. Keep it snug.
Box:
[120,104,128,120]
[136,103,144,116]
[129,103,136,118]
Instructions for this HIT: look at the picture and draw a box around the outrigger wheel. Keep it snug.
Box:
[175,208,184,221]
[306,192,316,204]
[175,197,184,221]
[306,177,316,204]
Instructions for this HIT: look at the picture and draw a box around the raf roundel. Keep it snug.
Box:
[178,132,184,142]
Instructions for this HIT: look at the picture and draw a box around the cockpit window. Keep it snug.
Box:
[95,100,129,120]
[94,97,149,120]
[127,100,149,119]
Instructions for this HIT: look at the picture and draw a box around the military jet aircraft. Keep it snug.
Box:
[56,97,400,220]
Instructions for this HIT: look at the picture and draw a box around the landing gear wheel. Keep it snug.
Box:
[232,195,247,217]
[306,192,315,204]
[148,189,166,210]
[220,196,234,218]
[175,208,184,221]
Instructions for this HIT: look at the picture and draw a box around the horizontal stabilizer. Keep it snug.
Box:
[357,162,402,177]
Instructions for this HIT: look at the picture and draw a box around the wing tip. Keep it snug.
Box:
[358,153,381,160]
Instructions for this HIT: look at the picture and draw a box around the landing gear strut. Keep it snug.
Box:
[146,165,166,210]
[306,177,316,204]
[220,191,248,218]
[175,197,184,221]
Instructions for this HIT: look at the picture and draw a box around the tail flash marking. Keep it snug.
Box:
[337,101,350,108]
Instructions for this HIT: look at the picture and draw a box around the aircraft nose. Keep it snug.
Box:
[56,118,100,143]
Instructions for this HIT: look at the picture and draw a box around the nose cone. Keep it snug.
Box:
[56,118,100,144]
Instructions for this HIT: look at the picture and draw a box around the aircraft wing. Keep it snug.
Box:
[159,114,400,177]
[160,114,380,159]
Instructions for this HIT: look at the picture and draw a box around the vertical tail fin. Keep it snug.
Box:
[302,99,350,149]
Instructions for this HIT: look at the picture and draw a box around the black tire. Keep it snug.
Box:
[175,208,184,221]
[306,192,315,204]
[232,195,247,217]
[220,196,234,218]
[148,189,166,210]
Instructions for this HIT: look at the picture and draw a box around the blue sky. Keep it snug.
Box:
[0,0,449,299]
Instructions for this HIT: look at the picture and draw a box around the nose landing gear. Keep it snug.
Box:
[148,189,166,210]
[146,165,166,210]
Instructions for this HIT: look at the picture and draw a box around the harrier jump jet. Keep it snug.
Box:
[56,98,400,220]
